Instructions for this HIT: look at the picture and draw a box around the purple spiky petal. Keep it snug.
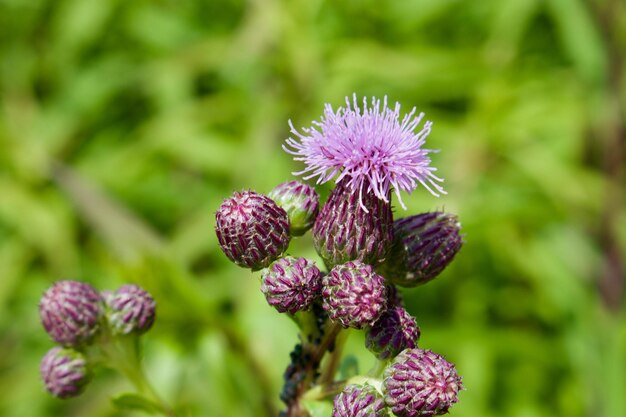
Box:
[366,306,420,360]
[332,384,387,417]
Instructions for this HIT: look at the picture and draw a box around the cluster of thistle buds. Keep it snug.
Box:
[216,95,464,417]
[39,280,156,399]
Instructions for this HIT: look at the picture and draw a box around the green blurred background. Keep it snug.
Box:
[1,0,625,416]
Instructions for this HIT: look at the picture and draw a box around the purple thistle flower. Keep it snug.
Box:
[105,284,156,336]
[322,260,387,329]
[383,348,462,417]
[215,191,291,270]
[366,306,420,360]
[379,212,462,287]
[39,280,104,347]
[268,181,319,236]
[260,256,322,314]
[284,94,445,210]
[40,347,91,399]
[332,384,387,417]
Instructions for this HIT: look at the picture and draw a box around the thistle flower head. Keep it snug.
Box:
[284,94,445,210]
[380,212,462,287]
[39,280,104,347]
[105,284,156,336]
[366,306,420,360]
[40,347,91,399]
[322,260,387,329]
[260,256,322,314]
[268,181,319,236]
[215,190,291,270]
[383,348,462,417]
[332,384,387,417]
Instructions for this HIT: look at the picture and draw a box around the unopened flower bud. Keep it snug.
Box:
[261,257,322,314]
[215,191,291,270]
[366,306,420,360]
[380,212,462,287]
[333,384,387,417]
[105,284,156,336]
[268,181,319,236]
[322,260,387,329]
[313,178,393,268]
[40,347,91,399]
[383,348,462,416]
[39,280,104,347]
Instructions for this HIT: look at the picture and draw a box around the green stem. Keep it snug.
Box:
[318,329,348,385]
[103,335,177,417]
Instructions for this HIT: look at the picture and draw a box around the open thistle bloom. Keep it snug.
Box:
[333,384,387,417]
[39,280,104,347]
[284,94,445,211]
[40,347,91,399]
[383,348,462,417]
[105,284,156,336]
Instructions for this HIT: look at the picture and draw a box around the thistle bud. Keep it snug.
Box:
[366,306,420,360]
[268,181,319,236]
[260,257,322,314]
[383,348,462,417]
[105,284,156,336]
[380,212,462,287]
[313,178,393,268]
[40,347,91,399]
[39,280,104,347]
[215,191,291,270]
[333,384,387,417]
[322,260,387,329]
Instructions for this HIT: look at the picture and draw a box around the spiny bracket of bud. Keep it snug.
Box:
[260,256,322,314]
[383,348,462,417]
[380,212,462,287]
[268,181,319,237]
[322,260,387,329]
[105,284,156,336]
[39,280,104,347]
[313,178,393,268]
[366,306,420,360]
[215,190,291,270]
[332,384,387,417]
[40,347,91,399]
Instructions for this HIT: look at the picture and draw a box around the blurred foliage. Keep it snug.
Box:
[1,0,625,416]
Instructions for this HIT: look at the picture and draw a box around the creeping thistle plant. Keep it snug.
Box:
[38,95,464,417]
[216,95,464,416]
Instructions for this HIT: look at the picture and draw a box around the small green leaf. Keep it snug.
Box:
[111,393,163,414]
[302,398,334,417]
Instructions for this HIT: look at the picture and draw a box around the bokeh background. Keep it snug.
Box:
[1,0,625,416]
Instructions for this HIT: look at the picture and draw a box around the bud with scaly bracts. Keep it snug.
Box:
[383,348,462,417]
[366,306,420,360]
[332,384,387,417]
[40,347,91,399]
[39,280,104,347]
[380,212,462,287]
[322,260,387,329]
[105,284,156,336]
[260,256,322,314]
[313,178,393,268]
[215,191,291,270]
[269,181,319,236]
